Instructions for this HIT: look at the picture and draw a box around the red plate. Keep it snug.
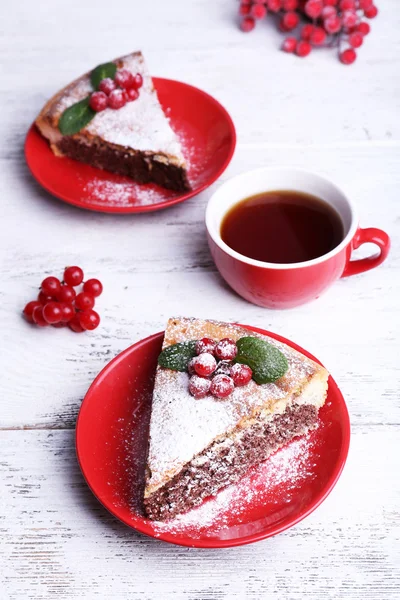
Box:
[25,78,236,213]
[76,325,350,548]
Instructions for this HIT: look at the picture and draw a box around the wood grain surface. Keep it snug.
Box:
[1,0,399,598]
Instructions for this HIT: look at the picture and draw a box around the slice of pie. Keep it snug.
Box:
[144,317,329,521]
[36,51,190,191]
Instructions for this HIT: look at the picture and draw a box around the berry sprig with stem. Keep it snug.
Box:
[238,0,378,64]
[23,266,103,333]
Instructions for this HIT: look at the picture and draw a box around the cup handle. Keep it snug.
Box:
[341,227,390,278]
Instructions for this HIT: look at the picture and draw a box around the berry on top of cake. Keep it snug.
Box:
[35,51,190,192]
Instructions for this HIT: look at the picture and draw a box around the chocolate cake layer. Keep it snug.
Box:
[144,402,318,521]
[57,138,191,192]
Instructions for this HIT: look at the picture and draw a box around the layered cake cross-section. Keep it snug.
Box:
[144,317,329,521]
[36,51,190,191]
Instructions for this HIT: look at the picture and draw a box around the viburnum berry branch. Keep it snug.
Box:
[237,0,378,64]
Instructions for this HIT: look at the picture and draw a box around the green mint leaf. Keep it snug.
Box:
[58,97,96,135]
[90,62,117,89]
[234,336,288,384]
[158,341,197,372]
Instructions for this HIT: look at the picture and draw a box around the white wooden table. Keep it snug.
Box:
[1,1,399,598]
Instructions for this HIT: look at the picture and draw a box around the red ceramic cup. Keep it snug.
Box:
[206,168,390,309]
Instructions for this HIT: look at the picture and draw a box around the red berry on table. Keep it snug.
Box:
[324,15,342,34]
[42,301,63,325]
[267,0,281,12]
[79,310,100,331]
[41,276,61,297]
[23,300,42,323]
[64,266,84,287]
[282,11,299,31]
[38,292,53,305]
[301,24,314,41]
[310,27,327,46]
[193,353,217,377]
[321,6,336,19]
[240,16,255,32]
[282,37,297,53]
[125,88,139,102]
[304,0,323,19]
[89,91,108,112]
[83,278,103,297]
[32,306,49,327]
[339,0,355,9]
[230,363,253,386]
[98,77,116,95]
[115,69,135,90]
[364,5,378,18]
[342,10,357,29]
[282,0,298,10]
[356,21,370,35]
[75,292,95,311]
[239,3,251,16]
[195,337,216,355]
[296,40,312,57]
[189,375,211,399]
[251,3,267,19]
[214,338,238,361]
[131,73,143,90]
[60,303,75,323]
[210,374,235,399]
[359,0,373,8]
[108,89,127,109]
[340,48,357,64]
[56,284,76,303]
[349,32,363,48]
[68,315,85,333]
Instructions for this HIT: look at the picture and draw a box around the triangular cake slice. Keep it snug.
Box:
[36,51,190,191]
[144,317,329,521]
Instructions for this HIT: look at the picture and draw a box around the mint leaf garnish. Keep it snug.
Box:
[158,341,197,372]
[58,97,95,135]
[234,336,288,384]
[91,62,117,89]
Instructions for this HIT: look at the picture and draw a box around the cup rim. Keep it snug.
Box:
[205,166,359,270]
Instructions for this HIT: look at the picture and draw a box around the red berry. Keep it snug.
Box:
[251,3,267,18]
[230,363,253,386]
[267,0,281,11]
[60,303,75,323]
[56,284,76,303]
[282,37,297,53]
[41,276,61,297]
[195,337,216,355]
[32,306,49,327]
[240,16,255,31]
[282,11,299,30]
[239,3,251,16]
[189,375,211,399]
[83,279,103,297]
[125,88,139,102]
[214,338,238,361]
[304,0,323,18]
[359,0,373,8]
[210,374,235,399]
[108,89,127,109]
[98,77,116,95]
[321,6,336,18]
[75,292,95,311]
[364,5,377,18]
[301,24,314,40]
[342,10,357,28]
[310,26,327,45]
[131,73,143,90]
[282,0,298,9]
[68,315,84,333]
[79,310,100,331]
[115,69,135,90]
[340,48,357,64]
[296,40,312,57]
[339,0,355,9]
[193,353,217,377]
[324,0,338,4]
[64,266,84,287]
[349,32,363,48]
[42,301,63,324]
[89,91,108,112]
[356,21,370,35]
[324,15,342,33]
[187,357,197,375]
[38,291,53,305]
[23,300,42,323]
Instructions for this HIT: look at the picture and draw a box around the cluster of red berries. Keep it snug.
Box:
[188,337,253,400]
[238,0,378,64]
[23,266,103,333]
[89,69,143,112]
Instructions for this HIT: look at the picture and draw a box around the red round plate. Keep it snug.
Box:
[25,78,236,213]
[76,325,350,548]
